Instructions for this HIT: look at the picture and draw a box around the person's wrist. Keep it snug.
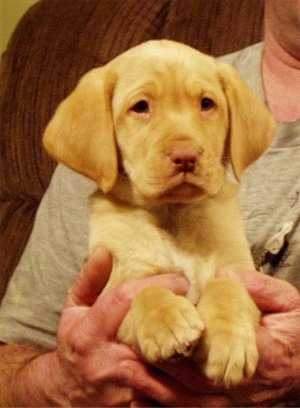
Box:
[22,350,70,406]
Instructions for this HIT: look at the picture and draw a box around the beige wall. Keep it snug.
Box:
[0,0,38,55]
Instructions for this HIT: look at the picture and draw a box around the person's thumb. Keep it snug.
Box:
[66,246,112,307]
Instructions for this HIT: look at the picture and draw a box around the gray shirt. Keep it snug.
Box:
[0,42,299,349]
[222,43,300,287]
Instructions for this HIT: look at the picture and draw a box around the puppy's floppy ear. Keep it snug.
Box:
[43,67,118,193]
[218,63,275,180]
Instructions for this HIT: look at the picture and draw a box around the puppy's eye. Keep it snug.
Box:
[130,100,150,114]
[200,97,215,111]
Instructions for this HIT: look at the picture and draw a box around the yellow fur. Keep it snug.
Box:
[44,40,275,386]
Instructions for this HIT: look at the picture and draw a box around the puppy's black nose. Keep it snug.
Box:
[169,146,199,173]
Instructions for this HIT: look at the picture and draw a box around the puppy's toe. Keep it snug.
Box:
[118,286,204,363]
[195,325,259,387]
[140,296,204,362]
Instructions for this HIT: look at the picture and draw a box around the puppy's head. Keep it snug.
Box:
[44,40,275,204]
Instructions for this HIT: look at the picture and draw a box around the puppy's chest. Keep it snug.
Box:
[155,204,213,249]
[91,198,216,302]
[154,207,216,300]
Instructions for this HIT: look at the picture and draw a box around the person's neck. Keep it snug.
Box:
[262,29,300,123]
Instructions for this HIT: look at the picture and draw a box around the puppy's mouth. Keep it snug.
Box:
[160,183,203,200]
[157,174,205,202]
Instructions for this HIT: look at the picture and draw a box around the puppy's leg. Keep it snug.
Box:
[118,285,204,362]
[194,277,260,387]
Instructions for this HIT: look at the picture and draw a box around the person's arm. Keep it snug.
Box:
[0,247,193,407]
[0,344,63,406]
[0,343,50,404]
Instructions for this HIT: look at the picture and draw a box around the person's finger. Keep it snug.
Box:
[120,360,231,407]
[155,358,225,393]
[89,273,190,338]
[218,269,300,312]
[66,246,113,307]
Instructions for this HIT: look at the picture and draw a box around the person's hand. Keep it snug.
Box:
[49,250,300,407]
[222,269,300,406]
[154,270,300,407]
[52,246,191,406]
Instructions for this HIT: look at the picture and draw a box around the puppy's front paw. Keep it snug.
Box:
[195,322,259,387]
[118,285,204,362]
[194,277,260,386]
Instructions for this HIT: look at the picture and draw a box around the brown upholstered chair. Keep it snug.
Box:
[0,0,264,303]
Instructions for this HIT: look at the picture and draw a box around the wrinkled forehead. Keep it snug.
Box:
[111,41,223,103]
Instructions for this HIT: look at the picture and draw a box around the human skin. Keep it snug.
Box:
[153,270,300,407]
[2,1,300,405]
[0,247,192,406]
[2,247,300,407]
[263,0,300,121]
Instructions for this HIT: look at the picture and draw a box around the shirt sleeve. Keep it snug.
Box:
[0,164,96,349]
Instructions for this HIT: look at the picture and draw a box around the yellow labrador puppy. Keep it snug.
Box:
[44,40,275,386]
